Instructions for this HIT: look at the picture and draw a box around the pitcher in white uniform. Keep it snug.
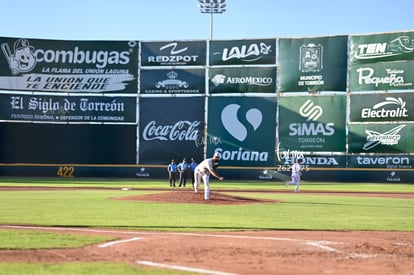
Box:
[194,152,224,200]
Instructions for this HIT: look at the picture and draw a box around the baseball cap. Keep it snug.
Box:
[213,152,221,159]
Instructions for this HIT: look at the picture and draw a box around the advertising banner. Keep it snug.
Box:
[350,31,414,64]
[348,123,414,153]
[349,60,414,91]
[209,67,276,93]
[275,149,346,171]
[139,97,204,164]
[140,40,206,66]
[0,93,136,123]
[207,96,277,167]
[0,37,137,93]
[0,123,136,164]
[350,92,414,122]
[140,68,204,94]
[349,154,413,170]
[278,95,346,152]
[209,39,276,65]
[278,36,348,92]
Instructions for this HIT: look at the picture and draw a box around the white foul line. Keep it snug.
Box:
[98,237,142,248]
[137,260,240,275]
[0,225,339,252]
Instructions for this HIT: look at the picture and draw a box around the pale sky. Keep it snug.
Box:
[1,0,413,41]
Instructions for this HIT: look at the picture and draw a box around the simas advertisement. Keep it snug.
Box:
[0,37,137,93]
[278,35,348,92]
[207,96,277,167]
[209,39,276,65]
[0,93,136,123]
[209,66,276,94]
[140,68,204,94]
[278,95,346,152]
[140,40,206,66]
[350,92,414,122]
[138,97,205,165]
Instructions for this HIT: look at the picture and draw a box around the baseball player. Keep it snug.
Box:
[285,158,302,192]
[194,152,224,200]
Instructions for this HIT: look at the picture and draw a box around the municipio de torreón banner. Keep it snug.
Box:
[278,35,347,92]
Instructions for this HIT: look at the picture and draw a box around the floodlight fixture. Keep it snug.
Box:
[198,0,227,40]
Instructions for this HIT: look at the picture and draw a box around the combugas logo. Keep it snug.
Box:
[1,39,37,74]
[1,38,131,74]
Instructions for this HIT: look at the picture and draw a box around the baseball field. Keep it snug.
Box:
[0,178,413,275]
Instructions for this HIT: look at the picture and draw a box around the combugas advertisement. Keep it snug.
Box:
[0,37,137,93]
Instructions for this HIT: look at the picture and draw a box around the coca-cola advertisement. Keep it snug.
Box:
[138,97,205,164]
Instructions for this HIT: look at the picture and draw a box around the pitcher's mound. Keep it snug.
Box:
[116,190,279,205]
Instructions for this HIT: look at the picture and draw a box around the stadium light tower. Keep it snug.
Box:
[198,0,226,40]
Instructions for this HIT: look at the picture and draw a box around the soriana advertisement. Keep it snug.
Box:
[0,37,137,93]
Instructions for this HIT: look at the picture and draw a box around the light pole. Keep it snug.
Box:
[198,0,226,40]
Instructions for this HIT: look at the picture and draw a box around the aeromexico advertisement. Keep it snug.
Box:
[278,95,346,152]
[0,37,137,93]
[209,67,276,93]
[209,39,276,65]
[348,123,414,153]
[138,97,204,164]
[140,68,204,94]
[207,96,276,167]
[278,36,348,92]
[350,93,414,122]
[0,94,136,123]
[140,40,206,66]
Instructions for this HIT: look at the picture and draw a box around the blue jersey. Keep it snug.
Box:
[168,163,177,172]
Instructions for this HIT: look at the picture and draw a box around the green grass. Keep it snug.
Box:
[0,263,189,275]
[0,178,413,274]
[0,229,112,249]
